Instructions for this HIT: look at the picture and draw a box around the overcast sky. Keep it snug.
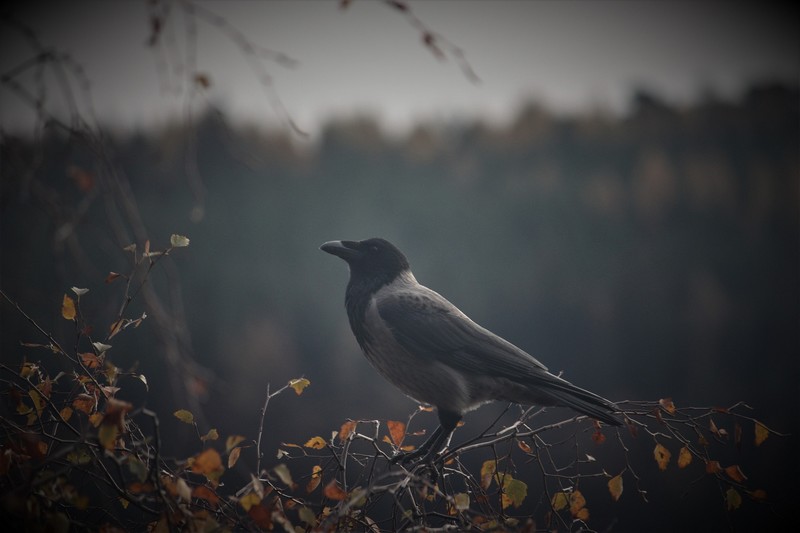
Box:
[1,1,797,138]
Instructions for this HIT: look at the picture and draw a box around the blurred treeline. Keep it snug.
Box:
[1,81,798,486]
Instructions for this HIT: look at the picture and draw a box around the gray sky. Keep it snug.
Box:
[1,1,797,138]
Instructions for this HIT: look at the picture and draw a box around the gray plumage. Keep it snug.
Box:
[321,238,621,462]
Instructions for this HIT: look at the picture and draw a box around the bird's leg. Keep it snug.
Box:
[392,410,461,465]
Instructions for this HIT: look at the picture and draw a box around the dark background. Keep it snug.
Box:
[1,3,798,531]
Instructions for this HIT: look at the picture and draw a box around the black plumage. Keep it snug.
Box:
[321,237,621,462]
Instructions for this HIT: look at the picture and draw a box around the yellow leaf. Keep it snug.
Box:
[726,487,742,511]
[575,507,590,521]
[239,492,261,511]
[387,420,406,446]
[339,420,357,442]
[551,491,569,511]
[288,378,310,395]
[754,421,769,446]
[678,446,692,468]
[228,447,242,468]
[653,443,671,471]
[62,295,76,320]
[28,390,44,418]
[480,459,497,490]
[60,406,73,422]
[200,428,219,442]
[173,409,195,424]
[453,492,470,511]
[304,436,327,450]
[170,234,190,248]
[608,474,623,502]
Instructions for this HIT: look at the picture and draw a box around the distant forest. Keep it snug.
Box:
[1,82,798,530]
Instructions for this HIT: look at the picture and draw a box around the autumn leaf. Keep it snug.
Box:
[339,420,357,442]
[517,439,532,453]
[228,447,242,468]
[726,487,742,511]
[289,378,310,395]
[193,485,220,507]
[569,490,587,517]
[170,234,190,247]
[304,436,327,450]
[98,423,119,450]
[307,465,322,493]
[501,475,527,510]
[591,428,606,444]
[273,463,293,487]
[608,474,623,502]
[575,507,590,521]
[239,492,261,511]
[454,492,470,511]
[191,448,224,484]
[226,434,246,453]
[174,409,195,424]
[658,397,677,414]
[749,489,767,502]
[551,491,568,511]
[80,352,101,369]
[60,406,73,422]
[387,420,406,446]
[754,421,769,446]
[92,342,112,354]
[323,479,347,501]
[62,295,76,320]
[73,394,95,414]
[200,428,219,442]
[105,272,121,284]
[653,443,671,471]
[678,446,692,468]
[480,459,496,490]
[705,460,722,475]
[725,465,747,483]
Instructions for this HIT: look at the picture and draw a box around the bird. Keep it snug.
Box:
[321,237,622,463]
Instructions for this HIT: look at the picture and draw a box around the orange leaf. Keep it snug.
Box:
[323,480,347,501]
[569,490,586,516]
[517,439,532,453]
[105,272,121,284]
[306,465,322,493]
[607,474,623,502]
[725,465,747,483]
[192,485,220,507]
[658,397,676,414]
[591,428,606,444]
[304,436,327,450]
[749,489,767,502]
[653,443,671,471]
[677,446,692,468]
[387,420,406,446]
[339,420,357,442]
[73,394,95,414]
[80,352,101,369]
[705,460,722,475]
[575,507,590,521]
[62,295,76,320]
[191,448,224,483]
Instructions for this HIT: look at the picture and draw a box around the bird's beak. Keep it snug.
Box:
[320,240,362,262]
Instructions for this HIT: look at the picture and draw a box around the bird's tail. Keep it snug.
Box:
[524,373,623,426]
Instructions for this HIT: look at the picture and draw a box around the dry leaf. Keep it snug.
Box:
[228,447,242,468]
[608,474,623,502]
[289,378,310,395]
[62,295,76,320]
[387,420,406,446]
[339,420,357,442]
[678,446,692,468]
[304,436,327,450]
[725,465,747,483]
[323,479,347,501]
[658,397,676,414]
[754,421,769,446]
[653,443,671,471]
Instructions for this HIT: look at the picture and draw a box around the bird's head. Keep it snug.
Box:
[320,238,410,280]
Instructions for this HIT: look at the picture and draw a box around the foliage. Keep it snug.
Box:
[0,257,785,530]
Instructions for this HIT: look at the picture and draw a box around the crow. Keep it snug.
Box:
[321,237,621,463]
